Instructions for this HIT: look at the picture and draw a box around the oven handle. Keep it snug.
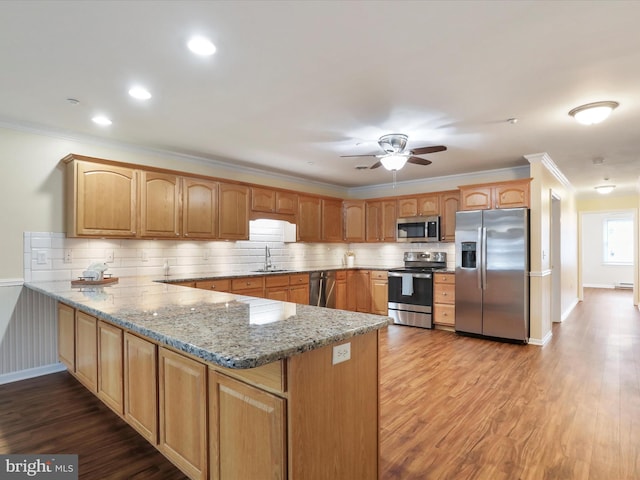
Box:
[388,272,432,279]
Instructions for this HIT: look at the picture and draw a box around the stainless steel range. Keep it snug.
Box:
[388,251,447,329]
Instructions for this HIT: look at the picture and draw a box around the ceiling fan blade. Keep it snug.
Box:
[410,145,447,155]
[407,156,432,166]
[370,161,383,169]
[340,154,379,158]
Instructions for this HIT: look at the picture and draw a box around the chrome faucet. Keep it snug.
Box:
[264,245,272,271]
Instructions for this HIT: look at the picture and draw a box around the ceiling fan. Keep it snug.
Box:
[341,134,447,171]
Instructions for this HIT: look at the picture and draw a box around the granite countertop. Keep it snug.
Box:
[26,276,391,370]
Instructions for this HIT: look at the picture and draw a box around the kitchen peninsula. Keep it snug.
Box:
[27,277,389,480]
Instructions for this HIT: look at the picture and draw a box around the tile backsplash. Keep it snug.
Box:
[23,219,455,282]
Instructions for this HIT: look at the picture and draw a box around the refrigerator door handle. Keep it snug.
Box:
[477,227,483,289]
[481,226,487,289]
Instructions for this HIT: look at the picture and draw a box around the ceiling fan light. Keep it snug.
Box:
[569,101,619,125]
[595,185,616,195]
[380,155,408,171]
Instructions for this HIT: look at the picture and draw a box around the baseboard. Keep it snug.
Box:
[0,363,67,385]
[559,298,580,323]
[528,330,552,346]
[583,283,615,289]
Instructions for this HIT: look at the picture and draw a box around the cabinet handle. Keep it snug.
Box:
[442,292,447,296]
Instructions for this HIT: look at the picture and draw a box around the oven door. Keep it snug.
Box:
[387,272,434,328]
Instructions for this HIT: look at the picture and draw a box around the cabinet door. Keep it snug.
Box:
[366,201,382,242]
[439,190,460,242]
[382,200,397,242]
[289,284,310,304]
[251,187,276,213]
[219,183,250,240]
[265,288,289,302]
[417,194,439,216]
[159,348,208,480]
[72,161,137,236]
[75,311,98,392]
[275,191,298,215]
[460,186,493,211]
[322,199,344,242]
[370,272,388,315]
[209,371,286,480]
[494,181,530,209]
[97,321,124,415]
[124,333,158,444]
[355,270,371,313]
[58,303,75,371]
[335,279,348,310]
[140,171,181,238]
[397,198,418,218]
[183,177,218,239]
[195,279,231,292]
[297,196,322,242]
[344,200,366,242]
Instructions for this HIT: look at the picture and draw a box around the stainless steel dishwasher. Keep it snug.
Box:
[309,271,337,308]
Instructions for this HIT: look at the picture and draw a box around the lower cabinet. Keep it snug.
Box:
[97,320,124,415]
[209,370,286,480]
[75,311,98,392]
[335,270,348,310]
[370,271,389,315]
[57,302,75,371]
[124,332,158,444]
[159,347,208,480]
[433,273,456,327]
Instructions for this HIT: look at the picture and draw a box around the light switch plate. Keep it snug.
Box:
[332,342,351,365]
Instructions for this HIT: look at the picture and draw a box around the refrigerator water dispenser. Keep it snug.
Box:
[461,242,477,268]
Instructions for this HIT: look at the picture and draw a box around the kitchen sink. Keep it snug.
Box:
[251,268,291,273]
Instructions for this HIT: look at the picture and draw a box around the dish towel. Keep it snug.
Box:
[401,274,414,296]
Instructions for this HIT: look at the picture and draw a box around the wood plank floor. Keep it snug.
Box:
[380,288,640,480]
[0,288,638,479]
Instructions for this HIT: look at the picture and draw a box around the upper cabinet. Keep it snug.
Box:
[218,183,250,240]
[322,199,344,242]
[397,193,439,218]
[365,200,396,242]
[460,179,531,211]
[67,159,137,237]
[183,177,218,239]
[297,195,322,242]
[139,171,181,238]
[344,200,366,243]
[438,190,459,242]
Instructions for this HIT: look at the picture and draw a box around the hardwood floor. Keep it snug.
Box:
[0,288,637,479]
[380,288,640,480]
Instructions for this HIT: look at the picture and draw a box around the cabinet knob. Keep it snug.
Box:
[246,282,251,286]
[176,232,180,236]
[211,285,215,289]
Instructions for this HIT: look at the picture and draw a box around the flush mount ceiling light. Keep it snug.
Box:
[128,86,152,100]
[569,101,619,125]
[91,115,112,126]
[187,36,216,56]
[380,154,408,171]
[595,185,616,194]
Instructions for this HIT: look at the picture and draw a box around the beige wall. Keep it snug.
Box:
[0,126,345,279]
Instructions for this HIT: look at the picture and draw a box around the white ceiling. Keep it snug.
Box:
[1,1,639,197]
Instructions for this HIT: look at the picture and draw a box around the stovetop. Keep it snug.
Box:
[389,265,447,274]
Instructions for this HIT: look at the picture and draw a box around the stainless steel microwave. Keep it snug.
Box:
[396,216,440,243]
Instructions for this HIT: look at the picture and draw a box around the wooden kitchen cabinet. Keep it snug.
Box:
[460,179,531,211]
[354,270,371,313]
[433,273,455,327]
[265,274,309,303]
[159,347,208,480]
[183,177,218,239]
[209,370,286,480]
[335,270,348,310]
[265,275,290,301]
[366,200,397,242]
[139,171,181,238]
[288,273,310,304]
[195,278,231,292]
[251,187,298,217]
[58,302,75,371]
[397,193,439,218]
[231,276,265,298]
[75,310,98,392]
[275,191,298,215]
[124,332,158,444]
[439,190,460,242]
[218,183,250,240]
[370,270,389,316]
[322,198,344,242]
[343,200,366,242]
[97,320,124,415]
[66,158,137,237]
[297,195,322,242]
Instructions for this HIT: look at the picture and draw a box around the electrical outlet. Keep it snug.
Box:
[332,342,351,365]
[36,250,48,265]
[203,249,210,261]
[141,250,149,262]
[64,249,73,264]
[105,250,114,263]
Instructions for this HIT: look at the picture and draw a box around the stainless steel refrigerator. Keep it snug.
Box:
[455,208,529,343]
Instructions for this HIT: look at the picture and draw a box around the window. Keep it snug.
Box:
[603,216,633,265]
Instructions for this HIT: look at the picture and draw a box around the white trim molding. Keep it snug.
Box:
[524,152,574,192]
[0,363,67,385]
[0,278,24,287]
[529,269,552,277]
[560,298,580,322]
[528,330,553,346]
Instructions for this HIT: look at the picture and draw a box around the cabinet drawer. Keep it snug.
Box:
[195,279,231,292]
[231,277,265,291]
[434,304,455,326]
[433,284,455,304]
[434,273,455,285]
[370,270,388,280]
[265,275,289,288]
[289,273,309,286]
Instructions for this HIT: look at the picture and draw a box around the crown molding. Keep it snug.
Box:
[524,152,574,192]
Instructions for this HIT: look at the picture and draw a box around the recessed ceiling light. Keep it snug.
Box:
[128,86,152,100]
[66,98,80,105]
[187,36,216,56]
[92,115,112,126]
[507,117,518,124]
[569,101,619,125]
